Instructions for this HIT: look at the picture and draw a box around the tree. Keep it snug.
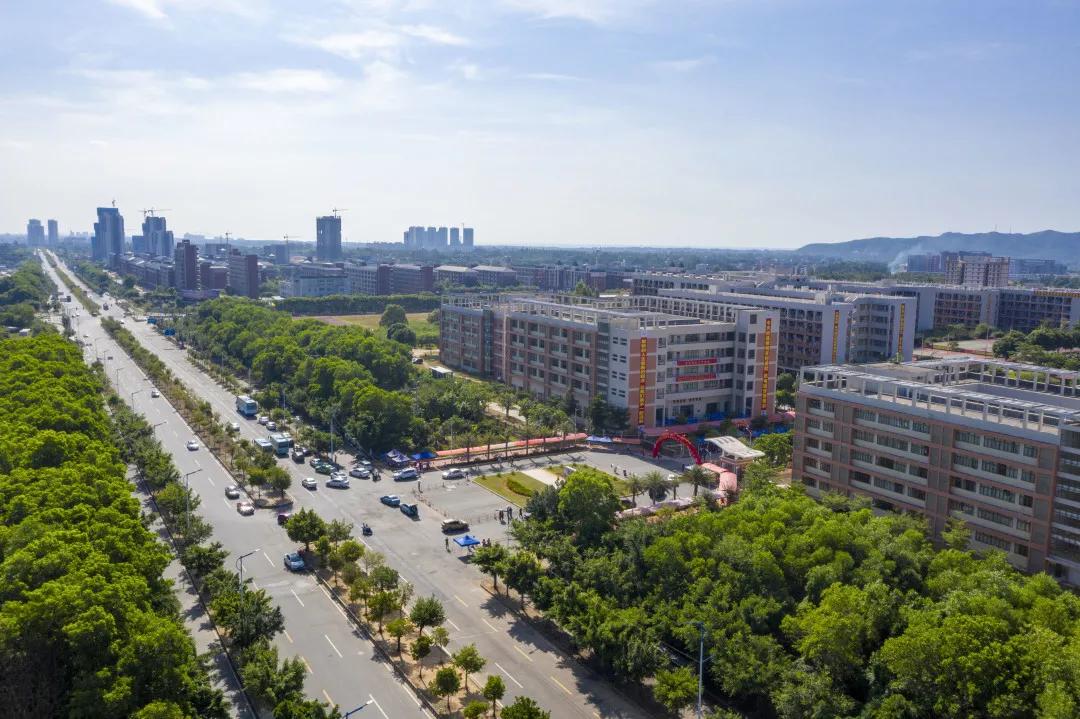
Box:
[681,465,713,497]
[286,508,327,551]
[472,543,509,593]
[431,666,461,714]
[265,465,292,497]
[482,674,505,717]
[183,541,228,582]
[368,590,398,634]
[411,634,433,679]
[653,666,698,713]
[500,696,551,719]
[452,644,486,690]
[386,323,417,345]
[326,519,354,543]
[212,588,285,649]
[571,280,597,297]
[626,474,646,504]
[386,617,414,656]
[379,304,407,328]
[557,467,621,544]
[430,626,451,664]
[754,432,793,468]
[776,372,797,408]
[642,470,668,504]
[463,701,488,719]
[410,595,447,636]
[502,551,542,610]
[239,640,306,708]
[272,699,343,719]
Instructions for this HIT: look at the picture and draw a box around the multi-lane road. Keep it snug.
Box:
[46,254,649,719]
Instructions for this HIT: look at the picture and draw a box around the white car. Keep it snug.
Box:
[442,468,467,480]
[225,485,241,499]
[266,421,278,431]
[236,501,255,516]
[349,467,371,479]
[150,389,160,398]
[228,421,240,432]
[186,439,199,451]
[301,477,318,490]
[257,415,269,425]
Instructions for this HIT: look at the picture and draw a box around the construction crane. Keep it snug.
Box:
[331,207,348,218]
[141,207,171,218]
[282,233,297,263]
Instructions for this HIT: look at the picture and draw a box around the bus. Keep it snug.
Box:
[235,395,258,417]
[269,433,293,457]
[254,438,274,453]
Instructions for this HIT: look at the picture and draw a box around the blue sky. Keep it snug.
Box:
[1,0,1078,248]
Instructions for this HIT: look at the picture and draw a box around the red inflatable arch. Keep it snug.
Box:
[651,430,702,464]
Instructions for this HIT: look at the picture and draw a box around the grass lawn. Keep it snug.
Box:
[551,463,633,497]
[474,471,548,507]
[311,312,439,346]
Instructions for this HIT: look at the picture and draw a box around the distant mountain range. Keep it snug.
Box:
[797,230,1080,267]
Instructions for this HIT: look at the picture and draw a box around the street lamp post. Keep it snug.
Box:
[344,703,372,717]
[131,389,145,407]
[236,549,259,649]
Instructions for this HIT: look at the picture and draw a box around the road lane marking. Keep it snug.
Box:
[222,499,232,509]
[283,630,293,644]
[291,589,305,607]
[368,695,390,719]
[550,676,573,696]
[513,645,534,662]
[494,662,523,688]
[482,618,497,632]
[263,551,274,567]
[446,618,461,631]
[204,475,215,487]
[401,683,421,706]
[453,594,468,608]
[324,634,343,658]
[322,689,334,705]
[301,656,313,673]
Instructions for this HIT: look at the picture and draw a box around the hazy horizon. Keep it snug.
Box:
[3,1,1079,248]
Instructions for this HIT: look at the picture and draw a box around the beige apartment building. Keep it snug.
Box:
[440,294,777,428]
[794,358,1080,582]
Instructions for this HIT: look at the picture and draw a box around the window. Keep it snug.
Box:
[952,476,976,492]
[908,487,927,501]
[977,507,1013,527]
[1015,519,1031,533]
[1014,543,1029,557]
[984,436,1020,454]
[949,499,975,515]
[1020,494,1034,508]
[854,409,876,422]
[852,449,873,464]
[953,454,978,470]
[973,531,1010,550]
[956,430,980,446]
[979,484,1015,504]
[912,421,930,434]
[1023,445,1039,459]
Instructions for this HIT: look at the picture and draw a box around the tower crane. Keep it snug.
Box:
[141,207,172,218]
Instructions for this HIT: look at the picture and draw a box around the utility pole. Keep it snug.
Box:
[695,622,706,719]
[183,469,202,537]
[236,549,258,650]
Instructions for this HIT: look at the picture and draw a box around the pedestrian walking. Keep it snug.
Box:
[445,537,450,551]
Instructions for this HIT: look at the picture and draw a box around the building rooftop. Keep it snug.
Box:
[802,358,1080,435]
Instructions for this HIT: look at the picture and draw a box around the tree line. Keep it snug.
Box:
[504,464,1080,718]
[0,254,54,330]
[0,332,229,718]
[275,293,442,316]
[994,323,1080,371]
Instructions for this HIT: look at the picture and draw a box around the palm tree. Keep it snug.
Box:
[682,465,713,497]
[642,470,667,504]
[626,474,646,505]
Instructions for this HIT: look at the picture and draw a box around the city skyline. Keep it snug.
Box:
[2,1,1079,247]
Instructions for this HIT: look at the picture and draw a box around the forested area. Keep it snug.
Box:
[276,293,441,316]
[511,465,1080,719]
[0,252,53,329]
[183,297,577,452]
[994,324,1080,370]
[0,333,225,718]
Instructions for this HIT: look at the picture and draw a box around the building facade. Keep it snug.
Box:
[94,207,125,266]
[440,294,777,427]
[227,250,260,299]
[173,239,199,291]
[435,265,478,287]
[47,219,58,246]
[944,253,1011,287]
[282,263,346,297]
[142,216,174,258]
[316,215,342,262]
[26,219,44,246]
[793,358,1080,582]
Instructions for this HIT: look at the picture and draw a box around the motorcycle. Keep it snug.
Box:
[361,523,373,536]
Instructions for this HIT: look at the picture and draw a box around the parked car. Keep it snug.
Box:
[266,421,278,431]
[186,439,199,451]
[314,463,334,475]
[228,421,241,432]
[379,494,401,507]
[301,477,318,490]
[283,552,306,572]
[150,389,160,398]
[400,502,419,518]
[326,476,350,489]
[442,468,466,480]
[236,501,255,516]
[257,415,269,425]
[393,467,419,481]
[309,456,322,467]
[291,449,305,463]
[441,519,469,533]
[277,512,291,526]
[358,459,373,469]
[349,467,371,479]
[225,485,241,499]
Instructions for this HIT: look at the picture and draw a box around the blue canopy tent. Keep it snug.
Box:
[411,450,438,461]
[585,435,613,443]
[453,535,481,548]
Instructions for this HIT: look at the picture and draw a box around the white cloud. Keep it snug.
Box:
[500,0,652,24]
[520,72,584,82]
[1,140,32,152]
[107,0,167,21]
[231,69,343,93]
[450,61,480,80]
[106,0,268,22]
[297,30,402,60]
[401,24,469,46]
[650,56,714,73]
